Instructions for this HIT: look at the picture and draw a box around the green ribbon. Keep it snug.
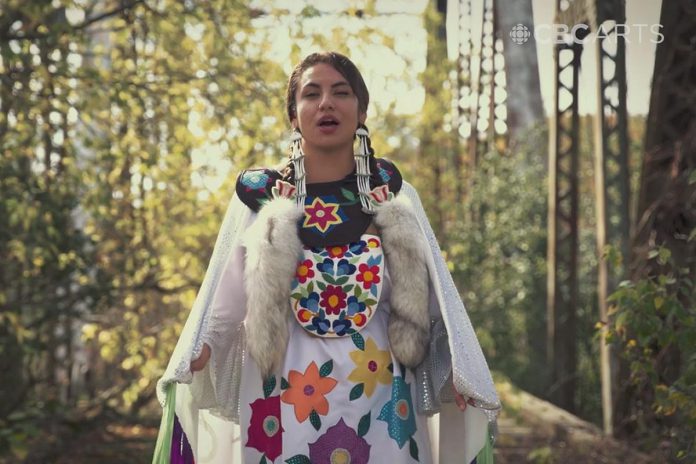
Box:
[151,382,176,464]
[474,427,495,464]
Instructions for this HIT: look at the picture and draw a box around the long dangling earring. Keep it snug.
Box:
[355,123,375,214]
[290,128,306,208]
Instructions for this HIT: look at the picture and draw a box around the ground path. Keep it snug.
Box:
[13,380,654,463]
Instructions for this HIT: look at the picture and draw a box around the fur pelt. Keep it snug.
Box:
[372,194,431,367]
[243,196,304,379]
[243,193,431,379]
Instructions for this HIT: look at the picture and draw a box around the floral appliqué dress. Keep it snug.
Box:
[238,233,432,464]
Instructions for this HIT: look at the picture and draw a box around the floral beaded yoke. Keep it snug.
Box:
[291,235,384,338]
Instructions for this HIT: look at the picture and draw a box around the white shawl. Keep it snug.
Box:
[155,181,500,463]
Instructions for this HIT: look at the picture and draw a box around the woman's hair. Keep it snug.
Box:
[282,52,380,187]
[285,51,370,123]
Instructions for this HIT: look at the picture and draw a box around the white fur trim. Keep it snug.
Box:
[243,197,303,379]
[243,192,430,376]
[373,194,431,367]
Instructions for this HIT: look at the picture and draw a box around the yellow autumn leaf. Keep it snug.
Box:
[654,296,664,309]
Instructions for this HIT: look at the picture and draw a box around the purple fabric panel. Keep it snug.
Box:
[170,414,195,464]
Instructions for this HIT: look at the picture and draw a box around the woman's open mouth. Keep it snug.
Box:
[318,116,339,133]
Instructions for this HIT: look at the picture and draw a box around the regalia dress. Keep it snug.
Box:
[152,158,500,464]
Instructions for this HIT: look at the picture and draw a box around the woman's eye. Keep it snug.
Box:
[305,93,319,98]
[336,91,350,96]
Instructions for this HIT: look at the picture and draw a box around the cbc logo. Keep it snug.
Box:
[510,24,531,44]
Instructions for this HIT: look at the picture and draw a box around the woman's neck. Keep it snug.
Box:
[303,145,356,184]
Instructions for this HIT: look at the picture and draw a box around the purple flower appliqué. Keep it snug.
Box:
[308,418,371,464]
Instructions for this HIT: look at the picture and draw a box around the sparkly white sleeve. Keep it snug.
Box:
[400,182,500,415]
[156,193,253,423]
[191,243,249,421]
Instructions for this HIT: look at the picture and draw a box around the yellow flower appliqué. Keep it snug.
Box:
[348,338,392,397]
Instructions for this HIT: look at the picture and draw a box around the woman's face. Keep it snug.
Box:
[292,63,366,155]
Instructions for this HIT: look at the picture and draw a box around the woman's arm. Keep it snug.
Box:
[193,243,248,373]
[190,343,210,372]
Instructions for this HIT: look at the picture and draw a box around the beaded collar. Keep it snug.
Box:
[236,157,402,248]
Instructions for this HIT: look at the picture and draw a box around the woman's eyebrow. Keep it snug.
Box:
[303,81,350,89]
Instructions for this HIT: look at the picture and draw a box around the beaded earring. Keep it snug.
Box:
[289,128,306,208]
[355,123,375,214]
[291,124,377,213]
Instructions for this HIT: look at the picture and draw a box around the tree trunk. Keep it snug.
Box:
[617,0,696,436]
[496,0,544,139]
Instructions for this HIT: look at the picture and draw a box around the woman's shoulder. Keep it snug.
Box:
[235,166,285,212]
[235,158,404,211]
[373,156,403,194]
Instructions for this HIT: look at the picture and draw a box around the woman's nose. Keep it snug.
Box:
[319,93,334,110]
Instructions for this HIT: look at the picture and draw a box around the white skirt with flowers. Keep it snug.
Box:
[238,234,432,464]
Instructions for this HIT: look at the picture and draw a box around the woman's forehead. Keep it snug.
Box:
[299,63,349,88]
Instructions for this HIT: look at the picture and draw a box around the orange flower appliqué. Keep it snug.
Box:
[281,361,338,423]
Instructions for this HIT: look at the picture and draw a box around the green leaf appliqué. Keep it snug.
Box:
[319,359,333,377]
[351,332,365,350]
[349,383,365,401]
[409,437,419,461]
[263,376,276,398]
[358,411,371,437]
[285,455,311,464]
[309,409,321,431]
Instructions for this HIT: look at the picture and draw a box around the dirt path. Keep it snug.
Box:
[13,380,655,463]
[494,380,655,463]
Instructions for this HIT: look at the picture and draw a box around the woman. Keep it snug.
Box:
[152,52,500,464]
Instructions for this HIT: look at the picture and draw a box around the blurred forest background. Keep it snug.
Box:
[0,0,693,463]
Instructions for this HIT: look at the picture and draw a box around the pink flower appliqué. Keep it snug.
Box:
[368,184,393,205]
[320,285,348,315]
[246,395,283,461]
[356,263,381,290]
[271,179,297,200]
[295,259,315,284]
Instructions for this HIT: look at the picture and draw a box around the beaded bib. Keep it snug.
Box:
[289,234,384,338]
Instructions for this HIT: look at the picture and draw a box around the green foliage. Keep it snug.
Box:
[453,126,549,394]
[527,446,553,464]
[0,0,287,458]
[606,245,696,461]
